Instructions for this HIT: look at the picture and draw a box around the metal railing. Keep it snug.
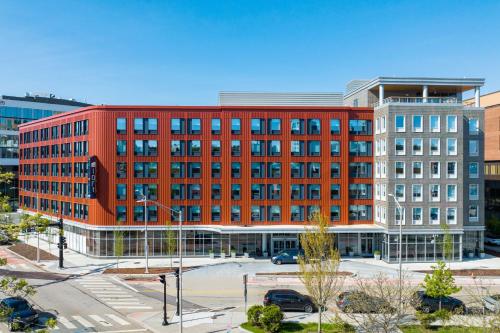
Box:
[373,96,460,108]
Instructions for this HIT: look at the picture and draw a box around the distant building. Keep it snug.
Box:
[0,93,91,206]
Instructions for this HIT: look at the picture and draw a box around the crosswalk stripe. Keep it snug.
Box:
[112,306,153,309]
[72,315,95,328]
[106,314,131,326]
[89,314,113,327]
[58,316,77,329]
[106,301,143,305]
[92,291,130,295]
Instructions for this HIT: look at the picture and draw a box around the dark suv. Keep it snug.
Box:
[264,289,317,313]
[0,297,38,331]
[336,291,394,313]
[412,291,465,314]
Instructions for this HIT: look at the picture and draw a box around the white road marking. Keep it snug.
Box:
[106,314,131,326]
[93,329,147,333]
[89,315,113,327]
[72,315,95,328]
[111,276,139,293]
[106,301,143,305]
[57,316,77,329]
[111,305,153,309]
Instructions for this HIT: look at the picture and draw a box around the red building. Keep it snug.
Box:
[18,105,379,257]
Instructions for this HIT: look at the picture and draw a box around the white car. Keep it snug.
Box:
[483,294,500,313]
[485,237,500,246]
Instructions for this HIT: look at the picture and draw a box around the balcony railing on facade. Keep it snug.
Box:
[373,96,461,108]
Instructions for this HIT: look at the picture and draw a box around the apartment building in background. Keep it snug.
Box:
[17,79,486,262]
[344,77,485,261]
[0,94,90,206]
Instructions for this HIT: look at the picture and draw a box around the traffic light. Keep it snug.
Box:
[57,236,67,249]
[174,268,179,278]
[159,274,166,285]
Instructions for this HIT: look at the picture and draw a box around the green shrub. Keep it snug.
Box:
[416,309,452,329]
[247,305,264,327]
[259,305,283,333]
[330,315,356,332]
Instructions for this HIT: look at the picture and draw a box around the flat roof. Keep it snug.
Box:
[2,95,91,107]
[344,76,485,99]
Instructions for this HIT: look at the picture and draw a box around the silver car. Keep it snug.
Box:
[485,237,500,246]
[483,294,500,313]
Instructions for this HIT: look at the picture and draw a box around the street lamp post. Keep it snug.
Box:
[388,193,403,310]
[135,190,149,274]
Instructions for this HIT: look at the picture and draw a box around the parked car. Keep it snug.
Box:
[412,291,465,314]
[0,297,38,331]
[485,237,500,246]
[271,249,303,265]
[483,294,500,313]
[263,289,317,313]
[336,291,394,313]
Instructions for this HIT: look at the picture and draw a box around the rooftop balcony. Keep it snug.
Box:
[373,96,481,108]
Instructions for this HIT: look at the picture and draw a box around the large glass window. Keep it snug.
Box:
[291,184,304,200]
[330,119,340,134]
[231,140,241,156]
[267,184,281,200]
[412,207,423,225]
[171,162,184,178]
[349,141,371,156]
[251,140,265,156]
[412,138,423,155]
[349,119,372,135]
[395,115,405,132]
[430,115,440,132]
[251,162,266,178]
[469,118,479,135]
[349,162,372,178]
[268,119,281,134]
[117,140,127,156]
[330,141,340,156]
[447,184,457,202]
[395,161,405,178]
[430,138,440,155]
[116,206,127,222]
[268,162,281,178]
[134,118,157,134]
[211,184,221,200]
[412,184,423,202]
[308,141,321,156]
[268,140,281,156]
[171,184,185,200]
[116,118,126,134]
[251,118,265,134]
[268,206,281,221]
[291,206,305,222]
[251,184,265,200]
[291,119,304,135]
[212,162,221,178]
[291,162,304,178]
[412,161,423,179]
[447,138,457,156]
[116,184,126,200]
[412,115,423,132]
[231,119,241,134]
[231,162,241,178]
[231,184,241,200]
[307,162,321,178]
[308,184,321,200]
[211,118,221,134]
[290,141,304,156]
[251,206,265,222]
[211,140,221,156]
[331,163,340,178]
[469,162,479,178]
[469,140,479,157]
[187,162,201,178]
[395,138,405,155]
[469,184,479,201]
[171,140,184,156]
[349,205,372,221]
[308,119,321,135]
[330,184,340,199]
[188,118,201,134]
[447,115,457,132]
[171,118,184,134]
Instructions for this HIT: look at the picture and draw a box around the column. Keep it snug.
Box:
[423,85,428,103]
[459,234,463,261]
[357,233,362,256]
[379,84,385,104]
[262,233,267,256]
[475,86,481,107]
[479,231,484,251]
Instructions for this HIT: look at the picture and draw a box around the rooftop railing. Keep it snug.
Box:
[373,96,460,108]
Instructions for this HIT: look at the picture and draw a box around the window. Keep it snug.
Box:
[349,162,372,178]
[412,184,423,202]
[447,162,457,179]
[395,184,405,202]
[308,184,321,200]
[171,162,184,178]
[395,207,405,225]
[291,162,304,178]
[469,118,479,135]
[430,138,440,155]
[308,141,321,156]
[117,140,127,156]
[307,162,321,178]
[188,118,201,134]
[251,118,265,134]
[211,184,221,200]
[430,115,440,132]
[187,206,201,222]
[469,205,479,222]
[469,162,479,178]
[252,184,265,200]
[290,141,304,156]
[330,206,340,222]
[116,118,126,134]
[290,184,304,200]
[412,138,423,155]
[331,141,340,156]
[447,115,457,132]
[251,162,265,178]
[447,138,457,156]
[231,162,241,178]
[291,205,305,222]
[349,119,372,135]
[330,119,340,134]
[447,207,457,224]
[171,140,184,156]
[134,118,157,134]
[135,140,158,156]
[349,183,371,199]
[430,161,440,178]
[251,140,265,156]
[412,207,423,225]
[447,184,457,202]
[469,184,479,201]
[116,162,127,178]
[231,119,241,134]
[412,115,423,132]
[187,162,201,178]
[291,119,304,134]
[349,141,371,156]
[395,161,405,178]
[267,184,281,200]
[212,206,221,222]
[412,162,423,179]
[331,163,340,178]
[268,119,281,134]
[134,162,158,178]
[330,184,340,199]
[116,206,127,222]
[116,184,126,200]
[171,184,185,200]
[395,138,405,155]
[231,140,241,156]
[308,119,321,135]
[251,206,265,222]
[187,184,202,200]
[211,118,221,134]
[307,205,321,218]
[469,140,479,157]
[348,205,372,221]
[212,162,221,178]
[231,184,241,200]
[395,115,405,132]
[171,118,184,134]
[429,207,440,225]
[211,140,221,156]
[430,184,440,202]
[381,116,386,133]
[268,140,281,156]
[268,162,281,178]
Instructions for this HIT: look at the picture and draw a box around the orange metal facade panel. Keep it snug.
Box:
[18,106,374,228]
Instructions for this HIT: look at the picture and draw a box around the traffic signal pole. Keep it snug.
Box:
[58,218,64,269]
[159,274,168,326]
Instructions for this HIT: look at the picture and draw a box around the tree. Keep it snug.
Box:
[441,222,453,262]
[114,230,124,268]
[298,212,344,333]
[165,219,177,268]
[19,213,50,262]
[421,260,461,310]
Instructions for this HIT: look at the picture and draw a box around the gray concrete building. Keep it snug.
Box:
[345,77,485,262]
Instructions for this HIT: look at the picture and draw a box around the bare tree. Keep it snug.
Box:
[460,277,500,331]
[298,212,344,333]
[341,272,418,333]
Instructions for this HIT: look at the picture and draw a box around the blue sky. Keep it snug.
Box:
[0,0,499,105]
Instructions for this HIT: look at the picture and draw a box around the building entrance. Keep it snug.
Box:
[271,238,298,255]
